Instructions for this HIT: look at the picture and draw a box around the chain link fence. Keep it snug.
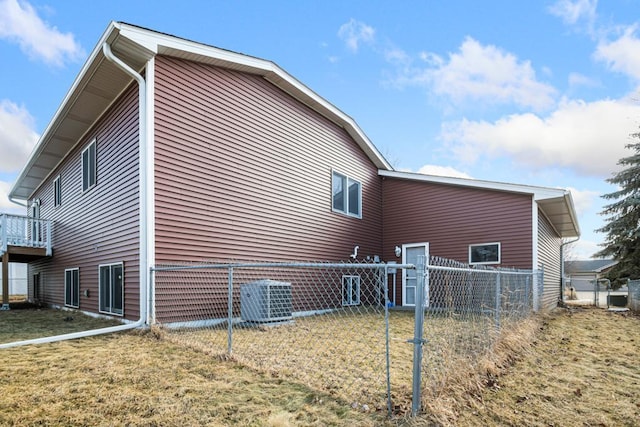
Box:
[417,256,539,415]
[152,262,398,413]
[151,257,539,417]
[565,277,630,309]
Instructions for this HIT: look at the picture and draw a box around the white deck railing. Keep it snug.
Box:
[0,214,52,256]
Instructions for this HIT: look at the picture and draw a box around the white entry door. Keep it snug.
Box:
[402,243,429,307]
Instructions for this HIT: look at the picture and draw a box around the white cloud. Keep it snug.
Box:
[416,164,472,179]
[548,0,597,29]
[594,25,640,81]
[383,46,410,66]
[0,0,84,67]
[0,180,25,213]
[395,37,557,111]
[0,99,39,173]
[338,18,375,52]
[568,72,598,88]
[439,98,640,177]
[567,186,599,216]
[566,239,601,260]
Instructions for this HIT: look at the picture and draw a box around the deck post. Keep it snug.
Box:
[1,251,9,310]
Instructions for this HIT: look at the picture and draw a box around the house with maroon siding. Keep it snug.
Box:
[3,22,579,321]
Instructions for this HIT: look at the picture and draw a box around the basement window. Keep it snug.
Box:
[99,262,123,316]
[469,242,501,265]
[342,275,361,306]
[64,268,79,308]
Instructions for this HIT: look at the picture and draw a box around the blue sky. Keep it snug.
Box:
[1,0,639,259]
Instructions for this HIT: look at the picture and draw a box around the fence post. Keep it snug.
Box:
[149,267,155,325]
[533,265,543,312]
[383,265,392,418]
[227,266,234,355]
[411,255,427,416]
[495,272,501,330]
[525,275,531,313]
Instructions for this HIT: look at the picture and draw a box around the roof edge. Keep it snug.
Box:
[116,23,393,170]
[9,21,120,200]
[378,169,568,199]
[11,21,393,200]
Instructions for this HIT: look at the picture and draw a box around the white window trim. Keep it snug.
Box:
[469,242,501,265]
[64,268,79,308]
[342,275,361,306]
[98,262,124,316]
[53,175,61,207]
[331,170,362,219]
[82,139,97,193]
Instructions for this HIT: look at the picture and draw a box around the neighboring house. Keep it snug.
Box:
[564,259,618,291]
[2,22,580,320]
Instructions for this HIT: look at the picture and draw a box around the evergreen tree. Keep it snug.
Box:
[596,133,640,286]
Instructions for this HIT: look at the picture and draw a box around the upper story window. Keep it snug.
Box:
[53,175,61,207]
[82,139,97,192]
[332,171,361,218]
[469,242,501,265]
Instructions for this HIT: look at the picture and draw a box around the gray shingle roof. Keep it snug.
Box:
[564,259,618,274]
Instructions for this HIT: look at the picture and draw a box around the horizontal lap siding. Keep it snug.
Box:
[538,211,562,310]
[382,178,533,266]
[154,56,382,264]
[28,85,140,320]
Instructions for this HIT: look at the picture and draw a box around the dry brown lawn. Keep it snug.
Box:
[0,312,381,426]
[455,307,640,426]
[0,306,639,426]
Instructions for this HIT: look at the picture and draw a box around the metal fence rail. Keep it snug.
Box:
[151,257,539,417]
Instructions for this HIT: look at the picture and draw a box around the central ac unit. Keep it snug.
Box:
[241,280,293,323]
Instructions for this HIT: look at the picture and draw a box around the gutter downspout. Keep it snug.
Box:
[0,42,149,350]
[560,237,580,304]
[8,196,28,209]
[103,42,149,329]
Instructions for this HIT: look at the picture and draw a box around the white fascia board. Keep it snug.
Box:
[378,169,568,199]
[117,23,392,171]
